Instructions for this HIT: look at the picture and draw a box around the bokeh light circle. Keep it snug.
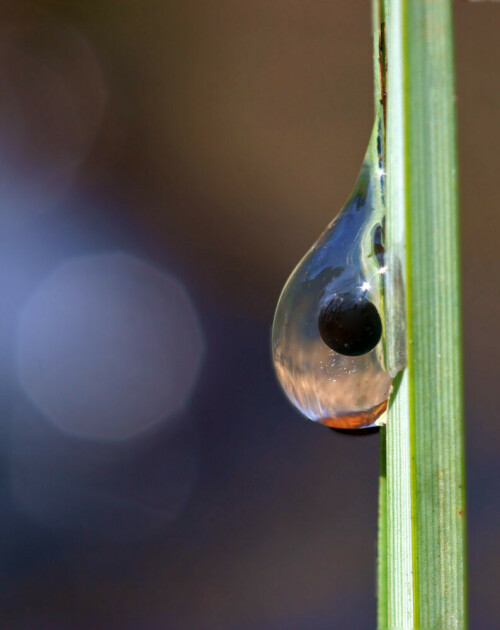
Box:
[17,252,204,440]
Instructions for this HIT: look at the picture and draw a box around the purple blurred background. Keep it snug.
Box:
[0,1,498,628]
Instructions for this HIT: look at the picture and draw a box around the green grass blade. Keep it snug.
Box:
[377,427,388,629]
[404,1,467,626]
[378,0,467,627]
[384,0,415,626]
[371,2,389,628]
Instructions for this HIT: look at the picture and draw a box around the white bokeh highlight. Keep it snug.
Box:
[17,252,204,440]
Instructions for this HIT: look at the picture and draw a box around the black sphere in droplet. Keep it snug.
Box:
[318,293,382,356]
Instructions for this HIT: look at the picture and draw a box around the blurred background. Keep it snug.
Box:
[0,1,498,628]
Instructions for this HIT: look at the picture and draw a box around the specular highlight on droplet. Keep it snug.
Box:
[272,115,391,430]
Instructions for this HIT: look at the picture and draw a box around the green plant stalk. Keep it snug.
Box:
[375,0,467,628]
[377,425,388,628]
[371,2,389,628]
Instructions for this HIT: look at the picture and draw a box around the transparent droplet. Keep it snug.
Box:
[272,115,392,430]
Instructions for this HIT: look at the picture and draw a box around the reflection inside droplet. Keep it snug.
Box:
[272,115,392,429]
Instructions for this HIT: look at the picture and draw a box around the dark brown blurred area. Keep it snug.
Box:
[0,1,498,629]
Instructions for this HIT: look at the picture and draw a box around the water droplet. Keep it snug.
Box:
[272,115,392,430]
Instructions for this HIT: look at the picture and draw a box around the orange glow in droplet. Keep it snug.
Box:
[320,399,388,430]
